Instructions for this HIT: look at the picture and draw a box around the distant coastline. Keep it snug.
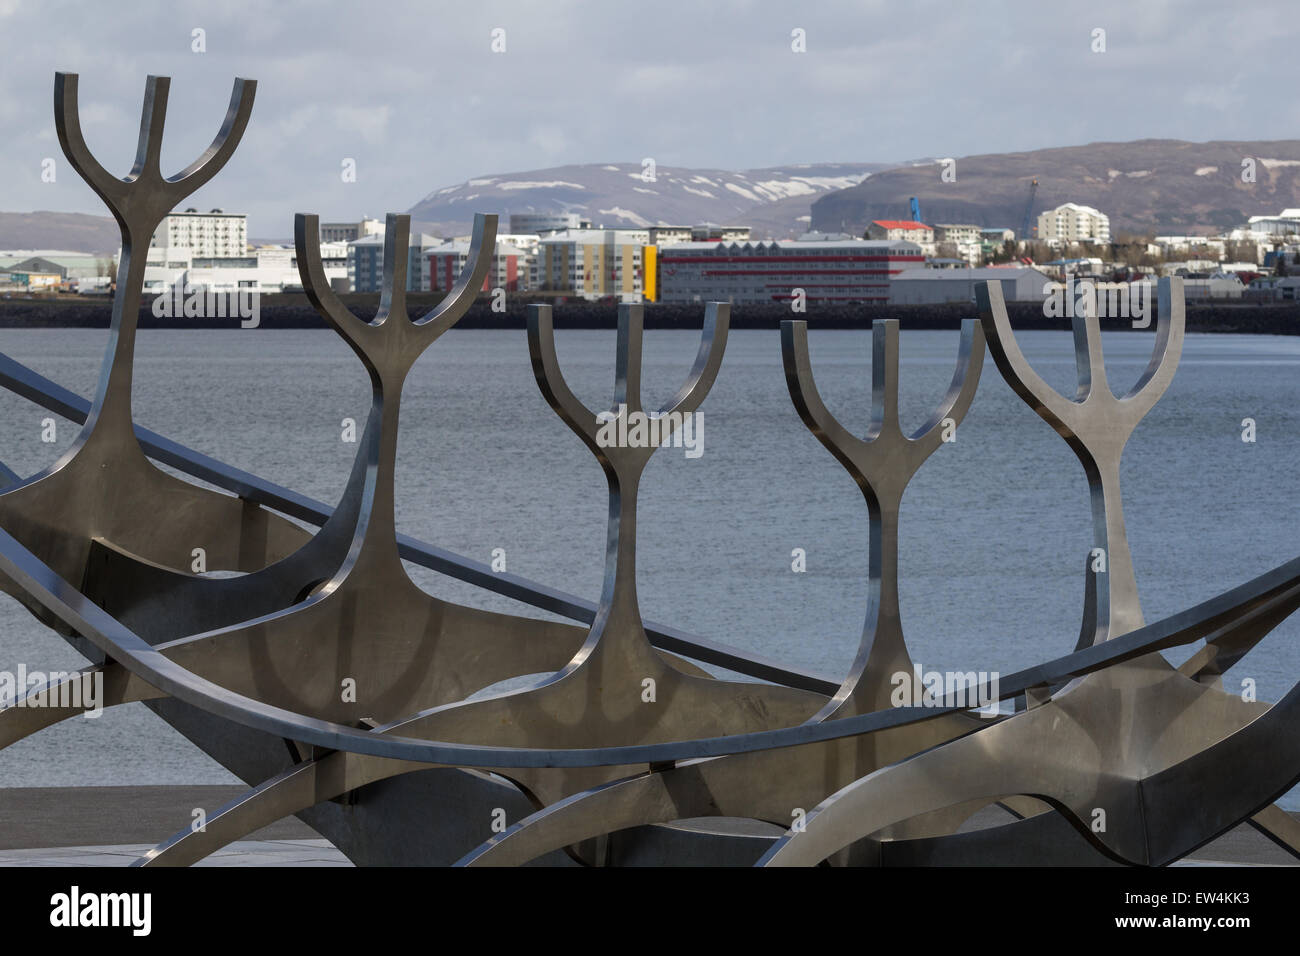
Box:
[0,292,1297,333]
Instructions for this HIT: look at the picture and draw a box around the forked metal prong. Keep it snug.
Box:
[658,302,729,421]
[298,212,495,375]
[53,73,118,199]
[295,214,370,348]
[910,319,985,456]
[1070,302,1109,402]
[48,72,260,441]
[1122,276,1186,417]
[527,305,600,447]
[977,277,1187,642]
[979,277,1185,439]
[781,320,870,474]
[414,213,498,336]
[782,318,984,482]
[129,76,169,180]
[529,302,729,459]
[871,320,901,435]
[376,213,411,324]
[54,72,256,215]
[168,77,257,191]
[977,279,1080,430]
[615,305,644,414]
[780,317,985,711]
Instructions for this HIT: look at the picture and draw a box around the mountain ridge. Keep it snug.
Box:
[810,138,1300,236]
[10,139,1300,253]
[405,161,897,239]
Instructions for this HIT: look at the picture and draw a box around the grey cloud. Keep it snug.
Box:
[1,0,1297,236]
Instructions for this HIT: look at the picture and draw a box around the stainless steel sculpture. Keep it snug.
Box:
[0,75,308,635]
[454,317,992,866]
[0,71,1297,867]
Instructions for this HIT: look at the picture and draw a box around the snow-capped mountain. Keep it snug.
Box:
[406,162,898,238]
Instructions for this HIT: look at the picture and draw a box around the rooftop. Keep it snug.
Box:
[872,220,932,231]
[0,249,106,259]
[1046,202,1108,218]
[539,228,649,243]
[893,266,1048,280]
[659,238,921,253]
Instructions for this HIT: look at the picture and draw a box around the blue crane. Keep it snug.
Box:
[1020,179,1039,239]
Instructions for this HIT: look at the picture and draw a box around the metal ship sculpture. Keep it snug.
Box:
[0,73,1297,866]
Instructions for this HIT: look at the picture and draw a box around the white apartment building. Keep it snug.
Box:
[933,224,985,265]
[648,226,693,245]
[319,218,386,244]
[142,242,349,295]
[933,224,983,244]
[538,229,650,301]
[1037,203,1110,245]
[495,233,541,255]
[150,208,247,258]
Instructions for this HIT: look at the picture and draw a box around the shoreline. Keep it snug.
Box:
[1,294,1299,333]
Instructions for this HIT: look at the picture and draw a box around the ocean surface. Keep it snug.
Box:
[0,325,1297,808]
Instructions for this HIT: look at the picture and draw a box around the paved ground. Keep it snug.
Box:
[1,787,1295,866]
[0,839,351,867]
[0,786,318,850]
[0,835,1288,866]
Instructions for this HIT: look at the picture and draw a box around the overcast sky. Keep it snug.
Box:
[2,0,1297,236]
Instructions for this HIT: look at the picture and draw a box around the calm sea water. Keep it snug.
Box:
[0,325,1298,807]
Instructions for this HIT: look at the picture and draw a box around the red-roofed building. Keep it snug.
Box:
[867,220,936,254]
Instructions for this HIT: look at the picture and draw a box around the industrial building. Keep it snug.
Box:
[888,266,1054,305]
[656,238,923,305]
[0,269,62,291]
[142,242,350,295]
[0,250,114,286]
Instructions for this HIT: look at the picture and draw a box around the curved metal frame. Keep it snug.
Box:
[756,278,1300,866]
[456,317,991,865]
[0,73,308,631]
[0,71,1296,869]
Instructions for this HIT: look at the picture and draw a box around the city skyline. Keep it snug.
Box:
[1,0,1298,235]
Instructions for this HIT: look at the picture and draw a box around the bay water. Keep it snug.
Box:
[0,325,1296,808]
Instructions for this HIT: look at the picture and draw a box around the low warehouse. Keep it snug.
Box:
[889,266,1054,305]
